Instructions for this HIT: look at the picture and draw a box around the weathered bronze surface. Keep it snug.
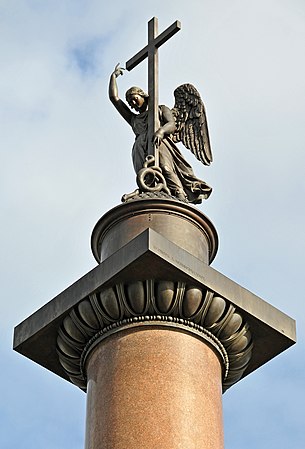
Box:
[91,196,218,264]
[109,17,212,203]
[125,17,181,164]
[57,279,253,392]
[13,203,296,391]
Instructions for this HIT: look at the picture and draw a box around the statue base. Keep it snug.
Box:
[91,195,218,264]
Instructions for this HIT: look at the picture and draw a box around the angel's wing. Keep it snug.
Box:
[171,83,212,166]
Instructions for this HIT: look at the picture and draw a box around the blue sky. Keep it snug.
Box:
[1,1,305,448]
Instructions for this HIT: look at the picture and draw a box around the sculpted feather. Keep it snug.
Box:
[171,84,213,166]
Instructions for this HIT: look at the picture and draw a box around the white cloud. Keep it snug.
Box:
[1,1,304,448]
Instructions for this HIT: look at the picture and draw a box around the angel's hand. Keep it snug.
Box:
[153,128,165,147]
[112,63,125,78]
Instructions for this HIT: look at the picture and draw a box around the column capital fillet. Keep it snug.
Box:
[80,316,230,380]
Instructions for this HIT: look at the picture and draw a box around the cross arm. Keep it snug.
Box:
[154,20,181,49]
[126,46,148,72]
[125,20,181,72]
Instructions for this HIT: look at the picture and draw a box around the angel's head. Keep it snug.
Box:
[125,86,148,113]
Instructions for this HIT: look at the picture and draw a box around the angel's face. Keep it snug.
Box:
[128,94,147,113]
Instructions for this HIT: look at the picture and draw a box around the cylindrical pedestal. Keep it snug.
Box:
[84,327,224,449]
[91,197,218,264]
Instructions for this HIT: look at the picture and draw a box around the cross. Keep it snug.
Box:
[126,17,181,167]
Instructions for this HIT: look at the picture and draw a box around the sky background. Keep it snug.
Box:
[1,1,304,448]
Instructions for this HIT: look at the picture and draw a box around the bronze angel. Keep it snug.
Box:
[109,65,213,204]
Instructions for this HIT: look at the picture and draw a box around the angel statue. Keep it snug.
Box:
[109,64,213,204]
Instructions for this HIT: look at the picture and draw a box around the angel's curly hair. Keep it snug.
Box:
[125,86,149,103]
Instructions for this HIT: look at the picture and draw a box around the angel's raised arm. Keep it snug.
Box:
[109,64,133,126]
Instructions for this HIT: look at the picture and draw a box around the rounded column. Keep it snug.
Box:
[84,327,224,449]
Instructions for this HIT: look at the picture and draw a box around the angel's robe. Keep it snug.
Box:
[130,105,212,204]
